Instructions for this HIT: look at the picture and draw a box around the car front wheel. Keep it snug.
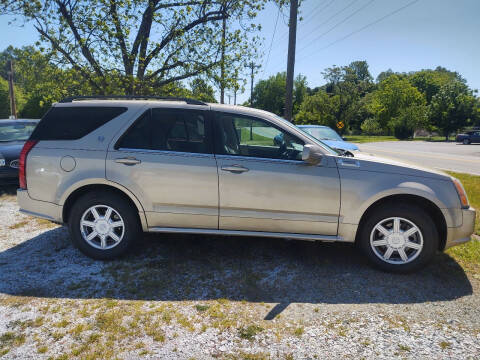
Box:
[68,191,141,260]
[463,138,471,145]
[359,203,438,273]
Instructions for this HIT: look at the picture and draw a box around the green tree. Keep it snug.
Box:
[0,76,26,118]
[430,81,477,140]
[0,77,10,118]
[251,72,307,116]
[1,0,265,95]
[322,61,374,133]
[365,75,426,138]
[408,67,464,104]
[295,91,340,128]
[189,78,217,103]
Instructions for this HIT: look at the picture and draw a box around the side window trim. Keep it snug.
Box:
[114,109,152,150]
[115,107,214,154]
[212,111,304,161]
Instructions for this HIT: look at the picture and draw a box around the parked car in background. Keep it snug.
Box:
[456,130,480,144]
[297,125,359,152]
[0,119,40,185]
[16,97,476,273]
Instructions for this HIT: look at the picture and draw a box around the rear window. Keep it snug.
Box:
[30,106,127,140]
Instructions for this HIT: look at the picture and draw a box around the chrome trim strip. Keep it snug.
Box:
[148,226,341,242]
[220,209,338,222]
[152,204,218,216]
[117,148,214,158]
[215,154,305,165]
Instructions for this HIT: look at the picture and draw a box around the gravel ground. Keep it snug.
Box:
[0,193,479,359]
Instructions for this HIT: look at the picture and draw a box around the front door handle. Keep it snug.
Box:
[221,165,249,173]
[115,157,141,166]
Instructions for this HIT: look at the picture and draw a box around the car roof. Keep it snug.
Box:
[53,99,286,119]
[297,125,330,128]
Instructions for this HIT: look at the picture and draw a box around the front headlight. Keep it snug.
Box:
[452,178,469,209]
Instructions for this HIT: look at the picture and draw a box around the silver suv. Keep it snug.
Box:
[17,97,476,273]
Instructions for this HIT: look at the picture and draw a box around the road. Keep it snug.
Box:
[356,141,480,176]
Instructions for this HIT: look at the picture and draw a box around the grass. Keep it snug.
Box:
[345,135,446,143]
[238,325,264,341]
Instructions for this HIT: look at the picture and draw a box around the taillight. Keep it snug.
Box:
[19,140,38,189]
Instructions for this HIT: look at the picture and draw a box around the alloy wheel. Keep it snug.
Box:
[80,205,125,250]
[370,217,423,265]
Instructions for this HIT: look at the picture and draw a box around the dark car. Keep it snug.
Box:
[0,119,39,184]
[456,130,480,144]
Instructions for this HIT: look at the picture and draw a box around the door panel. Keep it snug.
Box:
[217,155,340,234]
[214,112,340,235]
[106,150,218,228]
[106,107,218,229]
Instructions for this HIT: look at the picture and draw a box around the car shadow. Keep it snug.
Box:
[0,227,473,319]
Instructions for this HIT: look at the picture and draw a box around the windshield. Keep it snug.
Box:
[0,122,37,142]
[270,115,339,155]
[301,126,343,141]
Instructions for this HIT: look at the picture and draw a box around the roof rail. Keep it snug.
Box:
[59,95,207,106]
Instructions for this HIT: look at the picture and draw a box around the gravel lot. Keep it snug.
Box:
[1,191,479,359]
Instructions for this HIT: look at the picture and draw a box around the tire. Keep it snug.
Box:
[68,191,141,260]
[358,203,438,273]
[463,138,470,145]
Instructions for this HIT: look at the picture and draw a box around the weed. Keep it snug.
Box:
[238,325,264,341]
[195,304,210,312]
[293,327,304,336]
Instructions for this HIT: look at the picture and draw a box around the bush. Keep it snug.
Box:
[360,118,383,135]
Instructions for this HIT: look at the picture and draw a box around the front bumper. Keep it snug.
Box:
[445,207,476,249]
[17,189,63,223]
[0,168,18,184]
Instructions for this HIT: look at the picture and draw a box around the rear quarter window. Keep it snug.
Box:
[30,106,127,140]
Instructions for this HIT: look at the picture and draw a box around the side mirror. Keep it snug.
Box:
[302,144,323,165]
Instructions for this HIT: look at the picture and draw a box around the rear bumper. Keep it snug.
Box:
[445,207,476,249]
[17,189,63,223]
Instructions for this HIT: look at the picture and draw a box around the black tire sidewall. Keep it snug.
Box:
[359,204,438,273]
[463,139,470,145]
[68,192,140,260]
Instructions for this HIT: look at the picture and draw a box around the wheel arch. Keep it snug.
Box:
[355,194,448,251]
[61,180,148,231]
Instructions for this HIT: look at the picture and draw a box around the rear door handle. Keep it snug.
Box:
[115,157,141,166]
[221,165,249,173]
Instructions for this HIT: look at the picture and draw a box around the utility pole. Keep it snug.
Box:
[227,94,232,104]
[220,16,227,104]
[7,60,17,119]
[248,62,260,106]
[284,0,298,122]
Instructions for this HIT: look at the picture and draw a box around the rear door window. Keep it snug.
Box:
[117,108,211,154]
[30,106,127,140]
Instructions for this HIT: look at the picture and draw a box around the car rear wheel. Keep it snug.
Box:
[463,138,471,145]
[68,191,141,260]
[359,203,438,273]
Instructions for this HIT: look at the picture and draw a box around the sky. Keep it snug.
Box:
[0,0,479,105]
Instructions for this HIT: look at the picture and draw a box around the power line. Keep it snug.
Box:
[276,0,334,46]
[297,0,360,47]
[299,0,421,63]
[262,6,281,75]
[300,0,336,27]
[297,0,376,55]
[266,0,369,74]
